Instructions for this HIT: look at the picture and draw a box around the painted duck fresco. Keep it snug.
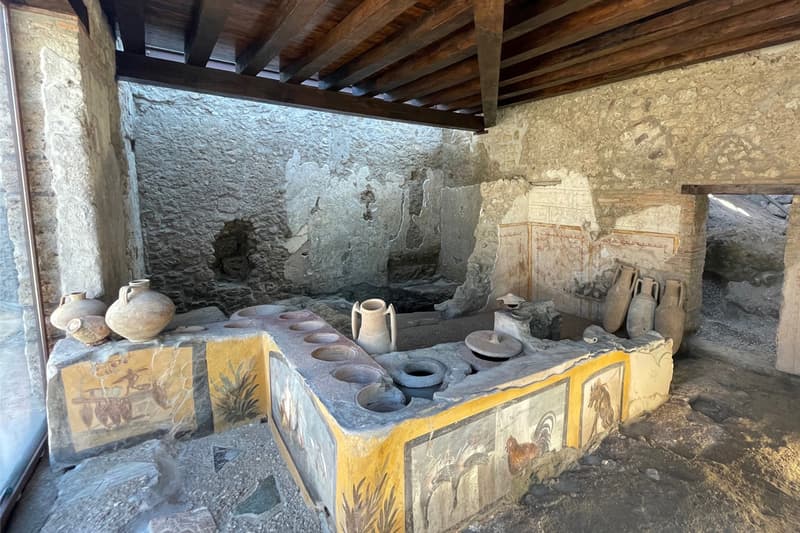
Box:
[505,411,555,475]
[419,441,491,530]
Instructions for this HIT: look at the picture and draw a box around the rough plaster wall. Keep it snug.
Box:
[126,84,474,313]
[9,2,141,339]
[776,198,800,375]
[444,40,800,329]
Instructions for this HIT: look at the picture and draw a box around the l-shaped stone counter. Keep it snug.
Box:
[46,305,673,532]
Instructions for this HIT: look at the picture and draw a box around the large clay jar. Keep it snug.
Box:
[602,265,638,333]
[352,298,397,355]
[105,279,175,342]
[626,277,659,339]
[654,279,686,354]
[50,291,107,332]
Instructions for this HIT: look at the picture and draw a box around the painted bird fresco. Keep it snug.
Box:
[506,411,555,475]
[588,380,615,439]
[419,442,490,530]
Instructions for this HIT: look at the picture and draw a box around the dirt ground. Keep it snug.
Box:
[465,352,800,533]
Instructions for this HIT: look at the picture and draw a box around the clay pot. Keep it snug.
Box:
[626,277,659,339]
[105,279,175,342]
[50,291,107,332]
[67,315,110,346]
[654,279,686,354]
[351,298,397,355]
[602,265,638,333]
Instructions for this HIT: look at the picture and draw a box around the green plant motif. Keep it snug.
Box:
[212,358,260,424]
[340,465,400,533]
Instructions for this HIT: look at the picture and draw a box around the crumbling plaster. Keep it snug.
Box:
[443,40,800,330]
[8,0,143,339]
[124,84,476,313]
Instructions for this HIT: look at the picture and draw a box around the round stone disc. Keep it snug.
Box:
[465,330,522,359]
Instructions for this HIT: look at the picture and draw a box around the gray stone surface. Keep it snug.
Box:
[148,507,217,533]
[123,83,474,314]
[33,423,320,533]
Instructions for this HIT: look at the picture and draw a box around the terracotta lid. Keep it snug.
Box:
[465,330,523,359]
[496,293,526,307]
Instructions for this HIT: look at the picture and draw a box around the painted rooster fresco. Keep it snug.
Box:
[506,411,555,475]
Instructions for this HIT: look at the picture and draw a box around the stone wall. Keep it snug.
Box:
[442,40,800,332]
[9,0,142,342]
[124,84,475,313]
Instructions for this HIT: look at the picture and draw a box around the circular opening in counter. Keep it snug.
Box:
[395,358,445,389]
[332,364,384,384]
[289,320,326,332]
[224,320,256,329]
[279,311,308,320]
[357,383,408,413]
[304,332,340,344]
[311,345,357,361]
[234,304,285,318]
[173,325,206,333]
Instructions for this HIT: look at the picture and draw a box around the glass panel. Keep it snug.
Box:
[0,3,47,512]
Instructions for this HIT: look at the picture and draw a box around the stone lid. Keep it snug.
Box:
[465,330,523,359]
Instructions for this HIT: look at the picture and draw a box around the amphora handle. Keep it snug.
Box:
[385,304,397,351]
[351,301,361,340]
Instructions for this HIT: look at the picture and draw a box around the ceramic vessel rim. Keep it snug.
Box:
[361,298,387,312]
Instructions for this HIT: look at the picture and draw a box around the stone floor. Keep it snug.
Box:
[7,314,800,532]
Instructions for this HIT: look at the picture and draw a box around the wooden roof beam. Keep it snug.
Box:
[352,26,475,96]
[474,0,504,127]
[682,183,800,195]
[501,0,783,86]
[236,0,328,76]
[503,0,605,41]
[499,21,800,108]
[501,0,688,69]
[114,0,145,54]
[116,52,483,132]
[319,0,473,91]
[384,58,479,103]
[498,1,800,103]
[281,0,417,84]
[184,0,232,66]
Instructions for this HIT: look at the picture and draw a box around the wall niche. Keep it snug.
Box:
[211,219,254,282]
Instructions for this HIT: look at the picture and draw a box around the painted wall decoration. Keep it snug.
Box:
[406,380,568,532]
[269,352,337,518]
[495,380,568,480]
[340,461,400,533]
[60,347,195,452]
[207,337,268,432]
[580,363,624,447]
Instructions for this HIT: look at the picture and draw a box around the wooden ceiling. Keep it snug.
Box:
[26,0,800,131]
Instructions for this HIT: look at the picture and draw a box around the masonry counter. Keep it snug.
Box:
[46,306,673,532]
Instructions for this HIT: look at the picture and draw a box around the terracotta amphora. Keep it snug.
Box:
[602,264,638,333]
[105,279,175,342]
[50,291,107,332]
[654,279,686,354]
[67,315,110,346]
[352,298,397,355]
[626,277,659,339]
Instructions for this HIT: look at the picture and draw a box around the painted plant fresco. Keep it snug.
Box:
[406,380,568,532]
[580,363,624,447]
[207,337,268,432]
[60,347,195,452]
[269,352,336,517]
[340,461,400,533]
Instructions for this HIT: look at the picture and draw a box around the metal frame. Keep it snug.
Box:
[0,0,51,527]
